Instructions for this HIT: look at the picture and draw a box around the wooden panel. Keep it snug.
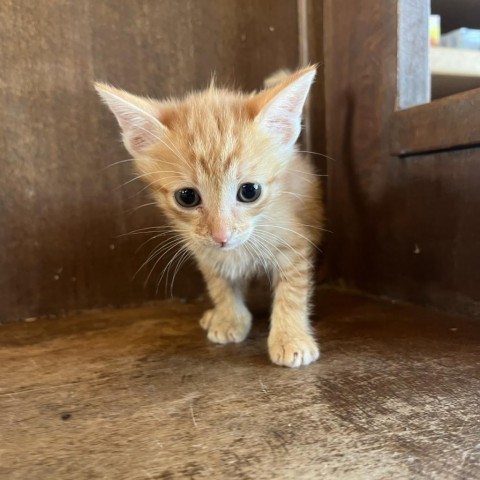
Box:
[301,0,328,283]
[298,0,326,173]
[305,0,327,175]
[391,88,480,156]
[325,0,480,317]
[360,148,480,316]
[1,289,479,479]
[324,0,399,289]
[0,0,301,323]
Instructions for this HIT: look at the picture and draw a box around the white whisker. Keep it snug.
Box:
[134,236,182,281]
[144,238,186,286]
[255,229,313,266]
[296,150,336,162]
[134,230,180,254]
[169,246,193,297]
[157,244,189,295]
[125,201,159,216]
[117,225,175,237]
[117,171,184,189]
[101,157,136,171]
[287,168,328,178]
[257,222,325,251]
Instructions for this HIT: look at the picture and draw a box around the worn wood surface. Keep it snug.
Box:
[0,0,302,323]
[391,88,480,156]
[302,0,327,173]
[324,1,397,293]
[0,288,479,480]
[325,0,480,317]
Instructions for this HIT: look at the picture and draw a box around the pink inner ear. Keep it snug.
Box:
[96,84,164,156]
[264,116,298,146]
[129,132,152,152]
[120,114,162,155]
[249,68,316,147]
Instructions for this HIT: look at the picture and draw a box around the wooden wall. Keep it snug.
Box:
[324,0,480,318]
[0,0,326,323]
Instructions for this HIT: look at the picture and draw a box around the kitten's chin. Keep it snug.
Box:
[219,242,241,251]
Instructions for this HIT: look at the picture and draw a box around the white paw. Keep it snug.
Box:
[268,331,320,367]
[200,308,252,344]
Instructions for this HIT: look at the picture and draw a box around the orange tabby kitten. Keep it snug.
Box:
[95,66,324,367]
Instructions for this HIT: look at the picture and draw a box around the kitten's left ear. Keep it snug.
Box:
[94,82,165,157]
[248,66,316,147]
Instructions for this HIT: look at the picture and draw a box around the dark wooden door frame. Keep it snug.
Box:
[323,0,480,317]
[392,0,480,156]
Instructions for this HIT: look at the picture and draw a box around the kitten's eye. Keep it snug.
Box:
[237,183,261,203]
[174,188,201,208]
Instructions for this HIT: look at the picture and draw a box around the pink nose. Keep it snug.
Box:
[212,229,231,247]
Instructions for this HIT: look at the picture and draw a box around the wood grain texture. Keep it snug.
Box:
[302,0,328,284]
[324,1,398,294]
[305,0,327,173]
[0,289,479,479]
[0,0,301,323]
[325,0,480,317]
[391,88,480,156]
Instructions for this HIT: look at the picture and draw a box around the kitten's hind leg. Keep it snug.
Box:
[268,248,319,367]
[199,270,252,344]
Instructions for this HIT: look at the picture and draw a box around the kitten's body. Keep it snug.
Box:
[96,66,324,367]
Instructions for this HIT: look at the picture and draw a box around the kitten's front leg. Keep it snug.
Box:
[199,269,252,344]
[269,252,319,367]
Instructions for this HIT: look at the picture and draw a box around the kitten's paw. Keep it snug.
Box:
[200,308,252,344]
[268,331,319,367]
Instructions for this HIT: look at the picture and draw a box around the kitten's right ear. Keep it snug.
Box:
[94,82,165,157]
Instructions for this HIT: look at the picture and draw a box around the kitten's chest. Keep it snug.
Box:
[195,247,262,280]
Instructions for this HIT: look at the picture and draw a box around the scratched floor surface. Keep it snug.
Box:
[0,289,479,480]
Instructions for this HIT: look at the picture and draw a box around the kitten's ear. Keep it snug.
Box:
[94,82,165,157]
[248,66,316,147]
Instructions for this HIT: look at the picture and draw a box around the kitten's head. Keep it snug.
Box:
[95,67,315,251]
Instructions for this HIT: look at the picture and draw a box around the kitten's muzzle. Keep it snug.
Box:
[211,228,232,248]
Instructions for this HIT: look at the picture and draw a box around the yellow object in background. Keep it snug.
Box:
[430,14,441,46]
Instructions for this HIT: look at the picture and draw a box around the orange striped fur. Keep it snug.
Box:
[95,66,324,367]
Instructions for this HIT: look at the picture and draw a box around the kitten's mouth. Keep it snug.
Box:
[203,235,248,251]
[218,242,240,251]
[212,240,240,251]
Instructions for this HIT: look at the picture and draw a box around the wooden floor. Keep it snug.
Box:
[0,289,479,480]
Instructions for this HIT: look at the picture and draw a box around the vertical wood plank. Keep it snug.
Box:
[304,0,326,173]
[325,0,480,317]
[323,0,399,291]
[0,0,300,322]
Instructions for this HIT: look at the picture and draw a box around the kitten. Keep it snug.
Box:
[95,66,324,367]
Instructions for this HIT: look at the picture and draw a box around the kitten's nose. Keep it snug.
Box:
[212,229,232,247]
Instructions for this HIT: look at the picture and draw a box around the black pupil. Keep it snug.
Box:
[179,189,197,206]
[241,183,259,200]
